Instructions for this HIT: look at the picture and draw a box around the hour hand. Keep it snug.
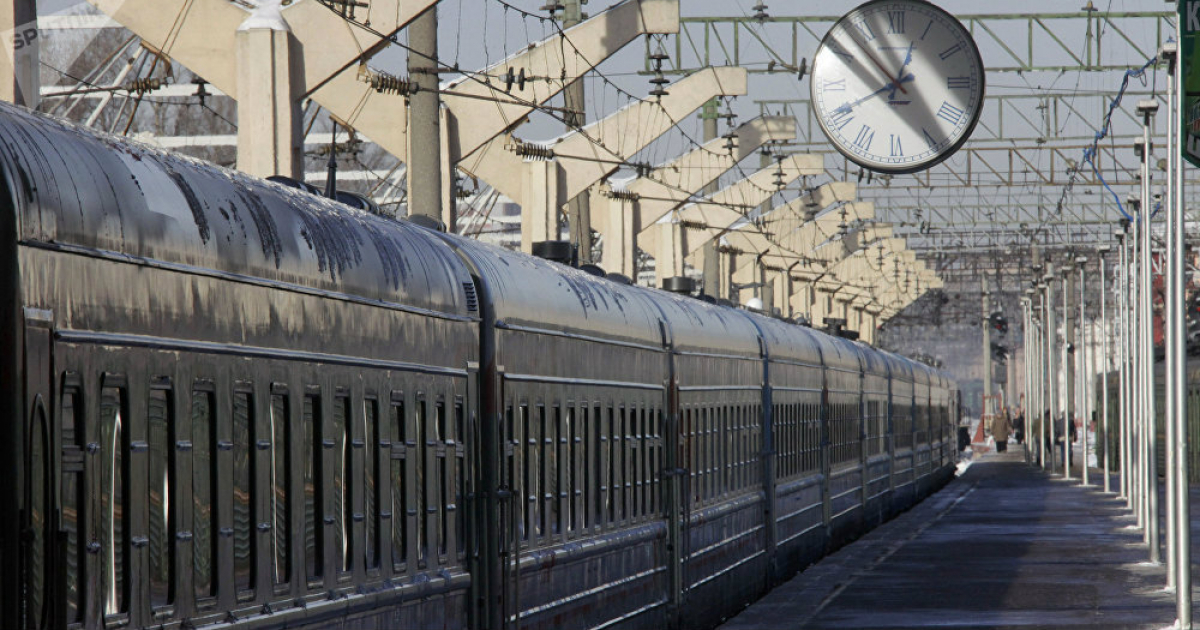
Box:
[887,73,916,101]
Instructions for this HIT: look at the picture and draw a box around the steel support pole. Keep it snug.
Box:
[1024,294,1034,465]
[1118,229,1131,502]
[1101,250,1112,493]
[1080,260,1089,485]
[1046,266,1058,472]
[1168,45,1192,626]
[1063,264,1073,478]
[1138,99,1161,563]
[983,281,993,433]
[1164,50,1178,590]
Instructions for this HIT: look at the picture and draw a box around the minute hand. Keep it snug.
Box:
[833,84,892,115]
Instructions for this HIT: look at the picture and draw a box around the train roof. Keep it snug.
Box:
[851,339,890,376]
[0,103,475,319]
[746,313,825,365]
[442,236,669,348]
[446,236,762,357]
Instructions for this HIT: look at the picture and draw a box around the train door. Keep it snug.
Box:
[21,308,53,630]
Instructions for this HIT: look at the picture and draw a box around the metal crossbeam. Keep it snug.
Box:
[644,11,1173,75]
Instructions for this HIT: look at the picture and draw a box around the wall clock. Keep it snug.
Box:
[810,0,985,174]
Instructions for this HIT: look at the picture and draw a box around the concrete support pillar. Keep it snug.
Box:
[699,98,722,297]
[236,24,302,179]
[407,7,442,222]
[600,192,639,277]
[773,270,792,318]
[656,221,686,284]
[0,0,38,108]
[440,106,457,229]
[523,160,563,252]
[791,284,814,321]
[700,242,720,297]
[563,0,590,261]
[721,249,739,302]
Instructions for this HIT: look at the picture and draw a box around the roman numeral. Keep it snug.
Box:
[828,42,853,60]
[939,43,963,60]
[947,76,972,89]
[887,11,905,34]
[824,78,847,92]
[830,107,855,132]
[890,134,903,157]
[853,19,877,42]
[936,101,966,125]
[923,128,939,149]
[853,124,875,151]
[921,20,934,40]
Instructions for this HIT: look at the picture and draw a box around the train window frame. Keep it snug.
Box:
[99,373,129,623]
[191,379,219,609]
[453,397,466,561]
[232,383,257,601]
[389,390,408,574]
[60,373,86,625]
[333,388,353,578]
[437,397,449,561]
[269,383,292,592]
[415,393,427,568]
[147,377,176,613]
[302,386,324,588]
[364,391,381,573]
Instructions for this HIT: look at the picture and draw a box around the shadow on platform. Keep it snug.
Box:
[720,446,1178,629]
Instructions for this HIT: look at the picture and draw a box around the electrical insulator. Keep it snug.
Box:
[127,77,165,95]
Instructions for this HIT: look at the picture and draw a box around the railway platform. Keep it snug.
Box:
[720,447,1186,629]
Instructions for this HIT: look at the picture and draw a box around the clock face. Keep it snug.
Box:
[811,0,985,174]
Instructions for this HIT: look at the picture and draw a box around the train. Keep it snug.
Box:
[0,102,960,630]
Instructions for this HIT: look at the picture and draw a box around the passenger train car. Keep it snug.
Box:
[0,103,959,630]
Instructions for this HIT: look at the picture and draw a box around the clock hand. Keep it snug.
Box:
[887,72,916,101]
[845,33,909,97]
[833,83,894,115]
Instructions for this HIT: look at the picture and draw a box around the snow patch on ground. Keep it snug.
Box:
[955,448,974,477]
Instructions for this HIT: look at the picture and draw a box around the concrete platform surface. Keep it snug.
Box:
[719,448,1180,630]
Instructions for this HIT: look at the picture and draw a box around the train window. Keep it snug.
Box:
[28,401,48,630]
[543,405,557,537]
[507,404,522,541]
[567,406,577,533]
[61,378,85,623]
[148,384,175,609]
[603,406,614,525]
[415,398,426,566]
[270,387,291,586]
[524,404,537,540]
[594,404,605,529]
[191,384,217,603]
[390,392,407,571]
[233,389,255,597]
[580,406,590,531]
[100,383,129,618]
[631,408,640,519]
[454,400,465,560]
[303,391,323,584]
[333,393,352,573]
[614,407,624,523]
[437,400,448,559]
[365,396,380,571]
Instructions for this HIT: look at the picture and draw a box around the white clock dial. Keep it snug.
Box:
[810,0,985,174]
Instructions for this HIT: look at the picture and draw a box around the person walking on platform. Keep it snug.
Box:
[993,409,1012,453]
[1014,410,1025,445]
